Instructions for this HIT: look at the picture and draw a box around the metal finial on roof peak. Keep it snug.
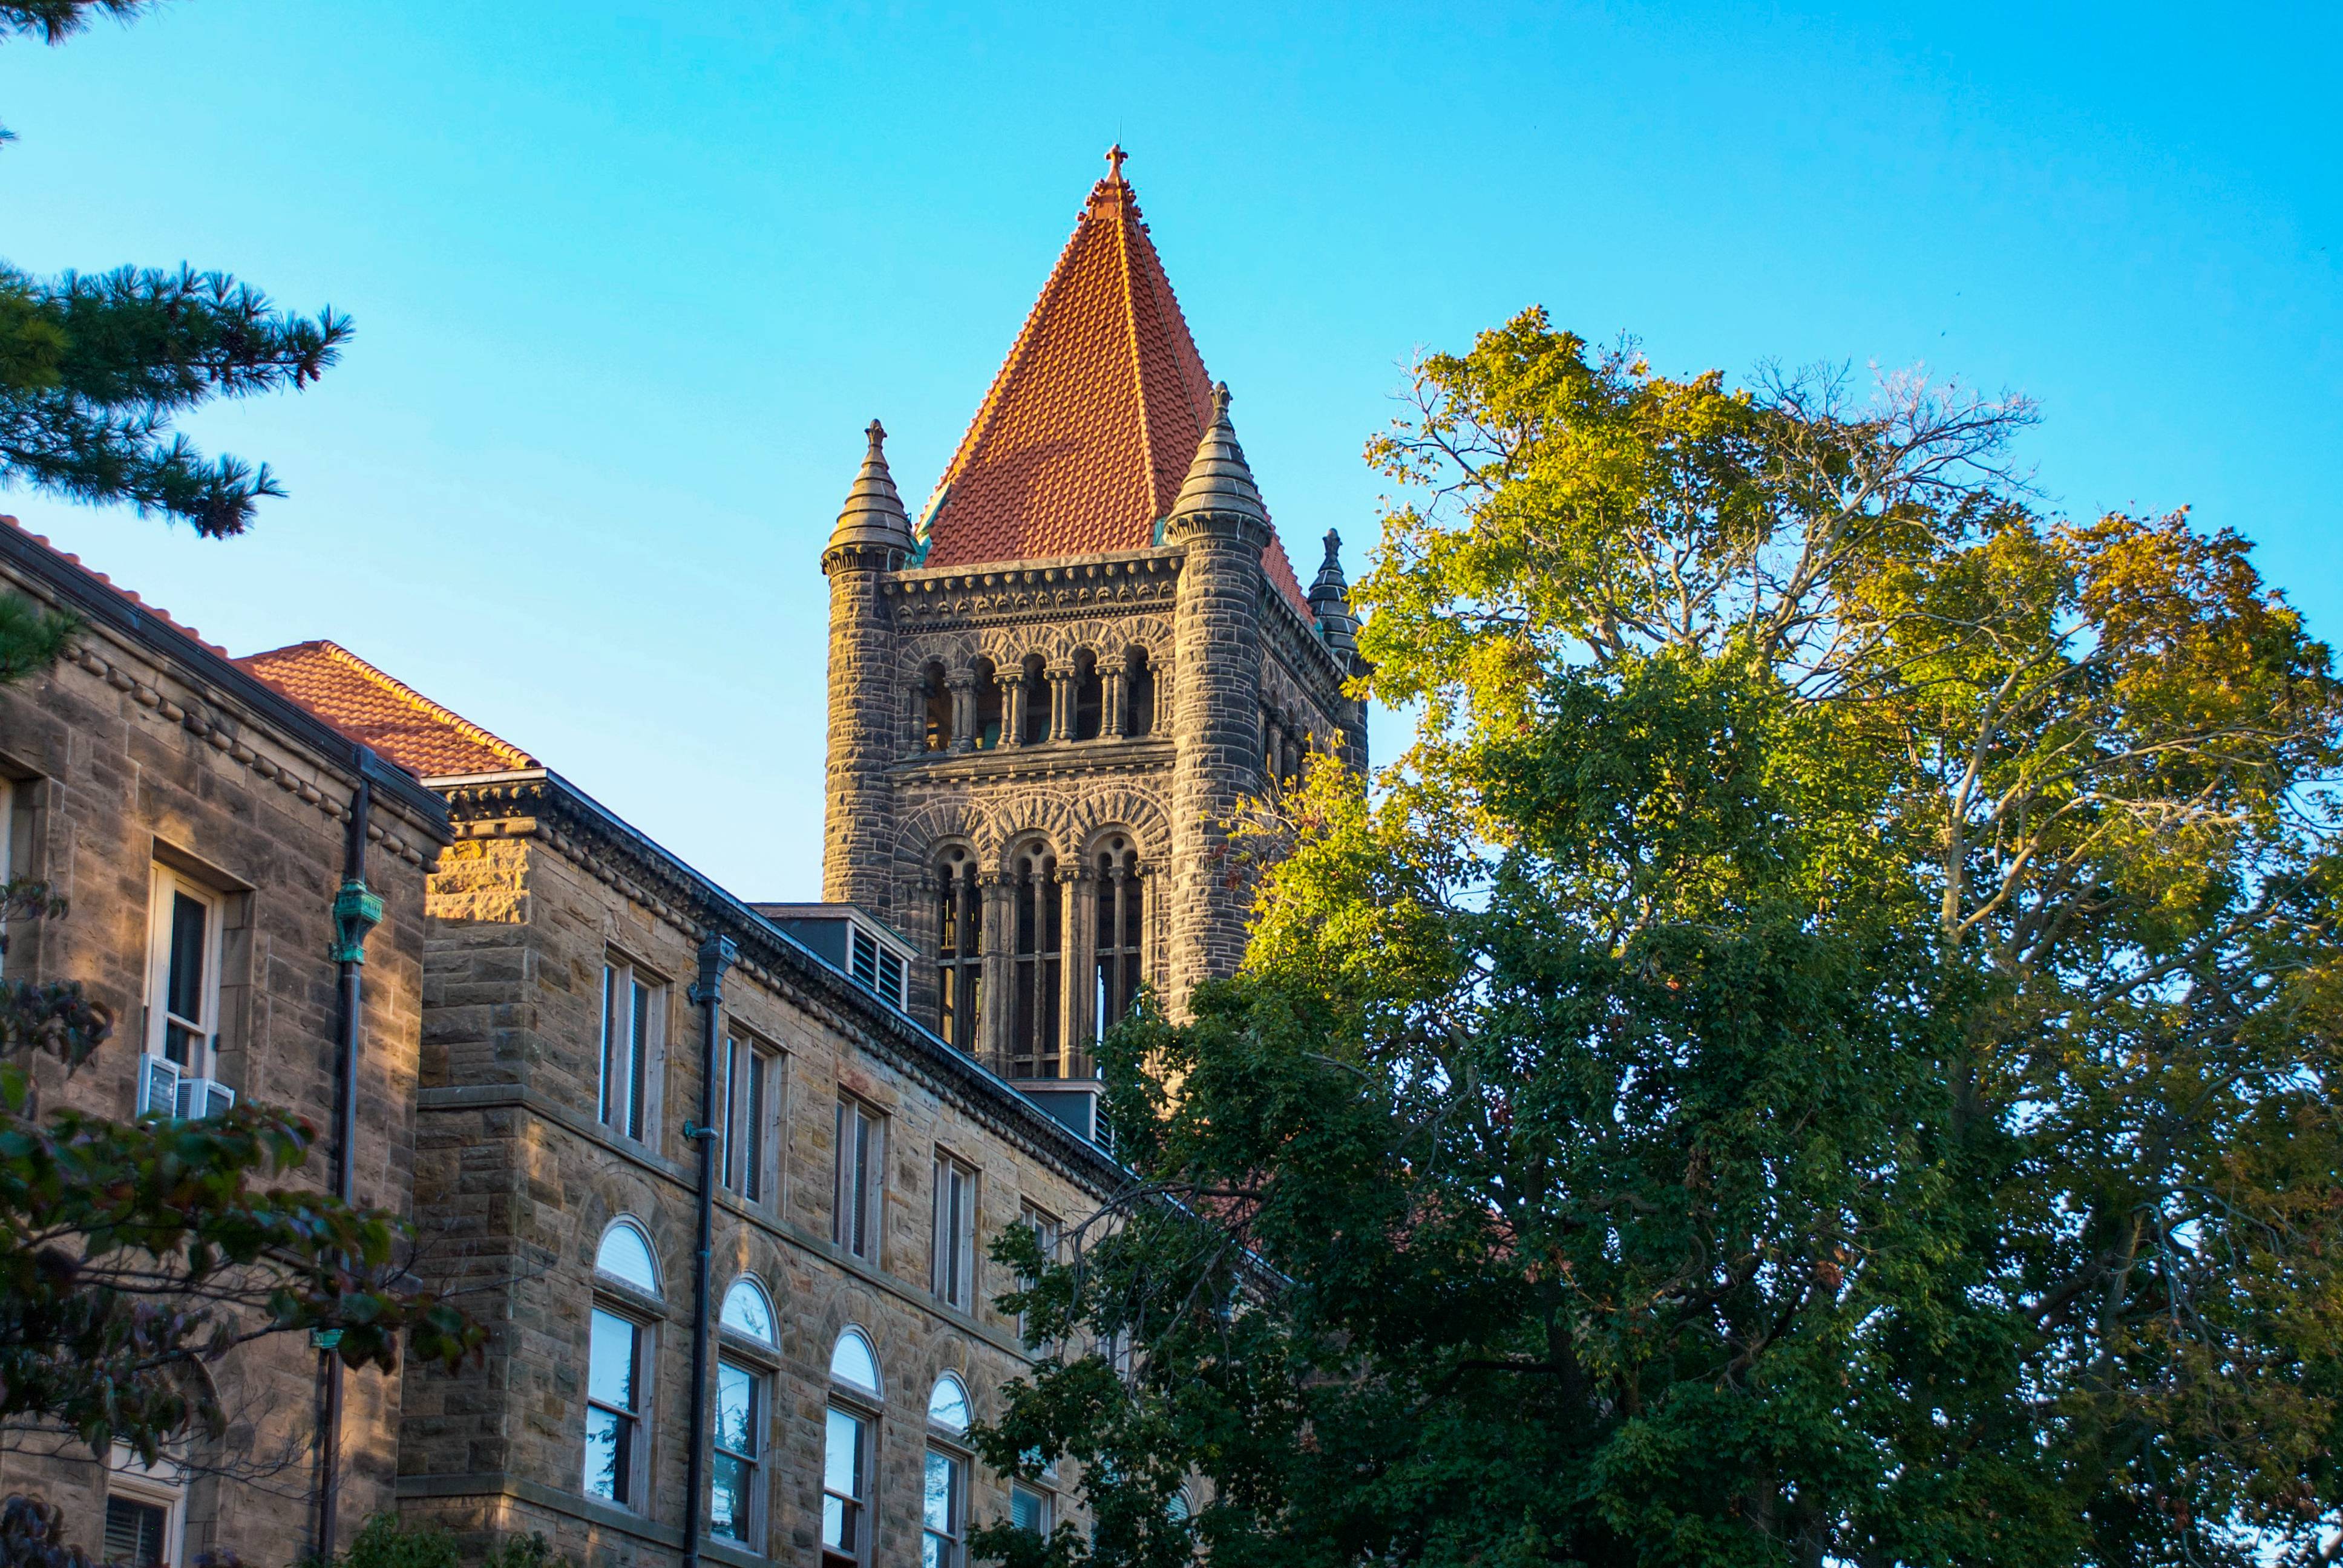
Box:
[1321,528,1341,567]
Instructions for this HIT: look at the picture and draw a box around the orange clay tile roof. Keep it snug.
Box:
[236,640,536,779]
[919,166,1310,615]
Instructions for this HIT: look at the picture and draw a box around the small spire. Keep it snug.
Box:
[826,417,914,561]
[1167,381,1267,528]
[1106,143,1127,181]
[1309,528,1360,655]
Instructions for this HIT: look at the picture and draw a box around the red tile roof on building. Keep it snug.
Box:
[237,640,537,780]
[919,157,1309,613]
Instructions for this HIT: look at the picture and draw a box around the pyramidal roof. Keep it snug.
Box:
[919,151,1308,612]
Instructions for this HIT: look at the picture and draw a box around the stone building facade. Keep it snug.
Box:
[0,153,1345,1568]
[0,520,450,1568]
[822,158,1368,1129]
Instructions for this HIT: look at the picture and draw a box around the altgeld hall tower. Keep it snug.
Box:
[821,148,1367,1128]
[0,149,1362,1568]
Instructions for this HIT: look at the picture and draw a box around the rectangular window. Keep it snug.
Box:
[822,1405,870,1567]
[833,1097,882,1261]
[104,1497,169,1568]
[144,864,222,1076]
[922,1448,966,1568]
[932,1154,977,1312]
[710,1359,762,1544]
[720,1034,775,1201]
[1009,1482,1052,1537]
[1017,1201,1061,1345]
[583,1307,645,1507]
[598,961,663,1143]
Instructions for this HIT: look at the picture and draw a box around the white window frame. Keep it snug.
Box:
[598,957,665,1146]
[720,1032,778,1203]
[932,1152,978,1312]
[1009,1480,1053,1538]
[710,1353,766,1547]
[583,1304,650,1509]
[833,1096,883,1262]
[585,1220,662,1512]
[822,1399,876,1568]
[922,1444,968,1568]
[105,1449,185,1568]
[144,863,223,1078]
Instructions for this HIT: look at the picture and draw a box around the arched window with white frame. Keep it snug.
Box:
[585,1219,661,1509]
[824,1328,882,1567]
[712,1274,778,1549]
[923,1373,973,1568]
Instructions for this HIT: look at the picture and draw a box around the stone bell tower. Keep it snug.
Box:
[819,149,1365,1115]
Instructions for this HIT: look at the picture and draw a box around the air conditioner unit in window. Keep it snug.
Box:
[174,1076,236,1120]
[137,1054,180,1117]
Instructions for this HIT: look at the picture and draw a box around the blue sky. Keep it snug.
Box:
[3,1,2336,898]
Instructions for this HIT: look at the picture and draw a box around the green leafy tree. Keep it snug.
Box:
[975,313,2343,1568]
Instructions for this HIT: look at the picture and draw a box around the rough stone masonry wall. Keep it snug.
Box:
[400,811,1115,1568]
[0,564,439,1568]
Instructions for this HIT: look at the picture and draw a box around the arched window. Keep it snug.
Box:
[830,1327,882,1396]
[1009,843,1062,1079]
[1124,648,1156,738]
[928,1373,970,1435]
[935,847,981,1053]
[973,658,1002,750]
[587,1220,661,1509]
[1017,655,1049,746]
[826,1330,881,1566]
[595,1219,661,1296]
[714,1276,776,1546]
[924,1373,974,1568]
[1071,650,1102,741]
[1094,837,1144,1042]
[721,1276,775,1345]
[922,662,952,753]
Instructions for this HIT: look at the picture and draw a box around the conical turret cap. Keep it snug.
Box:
[828,420,915,557]
[1167,384,1267,526]
[1308,529,1360,651]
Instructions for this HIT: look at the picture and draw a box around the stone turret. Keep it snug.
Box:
[1308,529,1359,660]
[822,420,907,913]
[1164,384,1272,1002]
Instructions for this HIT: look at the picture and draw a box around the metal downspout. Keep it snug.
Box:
[681,932,739,1568]
[314,759,383,1566]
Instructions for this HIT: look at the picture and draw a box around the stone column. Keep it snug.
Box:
[1047,665,1075,742]
[1003,677,1027,748]
[1103,666,1127,739]
[948,675,978,754]
[978,871,1015,1071]
[1060,860,1096,1076]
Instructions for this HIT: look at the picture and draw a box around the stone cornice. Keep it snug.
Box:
[888,736,1175,784]
[434,769,1132,1200]
[882,549,1179,626]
